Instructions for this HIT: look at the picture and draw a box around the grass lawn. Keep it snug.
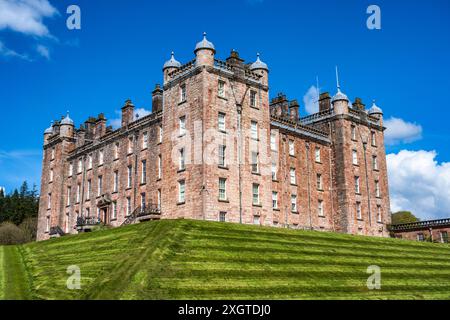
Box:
[1,219,450,300]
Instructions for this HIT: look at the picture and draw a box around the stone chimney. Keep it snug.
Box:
[152,84,163,113]
[121,99,135,127]
[352,97,365,111]
[289,100,300,121]
[319,92,331,112]
[94,113,107,139]
[270,93,288,117]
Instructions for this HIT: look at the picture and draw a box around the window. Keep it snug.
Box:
[253,215,260,225]
[355,176,360,194]
[272,192,278,209]
[76,184,80,203]
[290,168,296,185]
[97,175,103,196]
[69,162,73,176]
[371,131,377,146]
[65,213,69,233]
[88,154,93,169]
[141,160,147,184]
[99,150,104,166]
[440,231,449,243]
[373,155,378,170]
[318,200,324,217]
[317,174,323,190]
[49,169,53,182]
[86,208,90,218]
[113,171,119,192]
[352,150,358,165]
[289,140,295,156]
[128,136,134,154]
[158,155,162,179]
[377,205,382,223]
[252,184,260,205]
[218,80,225,97]
[315,148,321,163]
[271,162,277,180]
[219,178,227,201]
[180,84,186,102]
[270,131,277,151]
[127,166,132,188]
[159,125,163,143]
[291,195,297,212]
[157,189,161,209]
[251,121,258,140]
[417,233,425,242]
[141,192,146,210]
[351,125,356,140]
[51,147,55,160]
[67,187,71,206]
[179,116,186,136]
[219,212,226,222]
[142,132,148,149]
[179,148,185,170]
[78,158,83,173]
[112,201,117,220]
[126,197,131,216]
[114,143,120,159]
[375,180,380,198]
[178,180,186,203]
[250,90,257,108]
[46,216,50,233]
[219,145,226,167]
[48,193,52,210]
[251,152,259,173]
[218,113,226,132]
[356,202,362,220]
[87,179,91,200]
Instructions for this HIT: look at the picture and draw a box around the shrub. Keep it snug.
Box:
[0,222,29,245]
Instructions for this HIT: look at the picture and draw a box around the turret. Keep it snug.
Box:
[331,67,349,115]
[368,100,384,126]
[194,32,215,67]
[60,112,74,139]
[250,53,269,86]
[163,51,181,83]
[44,121,54,144]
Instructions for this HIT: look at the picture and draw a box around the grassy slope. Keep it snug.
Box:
[1,219,450,300]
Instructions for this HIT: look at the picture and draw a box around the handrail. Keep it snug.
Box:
[389,218,450,231]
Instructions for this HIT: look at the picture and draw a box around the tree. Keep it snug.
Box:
[391,211,420,225]
[0,222,28,245]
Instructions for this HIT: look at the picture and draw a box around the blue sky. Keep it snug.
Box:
[0,0,449,219]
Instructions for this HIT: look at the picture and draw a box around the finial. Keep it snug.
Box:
[203,32,207,39]
[171,51,174,57]
[66,110,70,117]
[256,53,261,60]
[335,66,341,92]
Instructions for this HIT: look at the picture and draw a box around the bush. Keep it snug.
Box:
[19,217,37,242]
[0,222,29,245]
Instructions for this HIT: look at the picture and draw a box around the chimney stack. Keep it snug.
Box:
[289,100,300,121]
[319,92,331,112]
[121,99,135,127]
[152,84,163,113]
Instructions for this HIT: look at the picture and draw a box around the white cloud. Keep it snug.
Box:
[387,150,450,220]
[0,40,30,60]
[0,0,58,37]
[303,85,319,115]
[384,117,422,146]
[109,108,152,129]
[36,44,49,59]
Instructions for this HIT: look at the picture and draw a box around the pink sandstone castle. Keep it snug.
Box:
[37,33,391,241]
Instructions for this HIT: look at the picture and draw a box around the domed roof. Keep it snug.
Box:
[368,100,383,115]
[163,51,181,70]
[61,112,74,125]
[332,88,349,103]
[250,53,269,72]
[194,32,215,53]
[44,122,53,134]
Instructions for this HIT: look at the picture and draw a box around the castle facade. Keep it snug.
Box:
[37,34,391,241]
